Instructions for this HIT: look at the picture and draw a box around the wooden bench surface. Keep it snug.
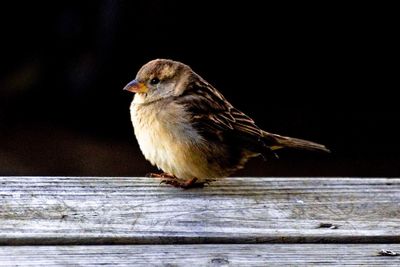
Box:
[1,177,399,265]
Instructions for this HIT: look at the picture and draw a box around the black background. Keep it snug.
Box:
[0,1,398,177]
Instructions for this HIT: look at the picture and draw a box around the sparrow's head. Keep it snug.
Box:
[124,59,193,103]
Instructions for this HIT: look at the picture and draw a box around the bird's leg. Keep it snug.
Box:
[146,172,176,179]
[161,177,197,189]
[146,172,181,187]
[160,177,214,189]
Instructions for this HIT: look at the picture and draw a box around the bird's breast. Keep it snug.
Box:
[130,101,205,178]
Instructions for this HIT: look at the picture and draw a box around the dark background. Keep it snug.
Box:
[0,1,398,177]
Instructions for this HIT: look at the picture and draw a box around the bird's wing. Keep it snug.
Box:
[176,79,273,155]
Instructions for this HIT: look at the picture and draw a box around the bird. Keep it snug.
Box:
[124,59,330,188]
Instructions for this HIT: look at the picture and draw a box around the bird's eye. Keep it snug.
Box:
[150,78,160,85]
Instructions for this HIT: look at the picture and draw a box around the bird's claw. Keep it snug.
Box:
[159,177,211,189]
[146,172,176,179]
[148,173,215,189]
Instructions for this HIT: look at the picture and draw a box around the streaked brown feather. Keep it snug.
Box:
[176,76,330,155]
[176,77,272,157]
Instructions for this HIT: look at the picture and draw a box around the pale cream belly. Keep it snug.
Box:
[131,103,220,181]
[134,123,216,180]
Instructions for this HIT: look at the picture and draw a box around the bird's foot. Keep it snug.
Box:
[146,172,176,179]
[160,177,213,189]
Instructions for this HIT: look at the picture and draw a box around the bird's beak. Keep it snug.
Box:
[123,80,148,93]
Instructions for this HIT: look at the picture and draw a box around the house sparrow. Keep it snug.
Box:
[124,59,329,188]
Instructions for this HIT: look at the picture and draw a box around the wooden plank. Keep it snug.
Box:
[0,244,400,266]
[0,177,399,245]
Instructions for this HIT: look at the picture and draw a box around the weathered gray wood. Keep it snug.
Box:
[0,177,399,245]
[0,244,400,266]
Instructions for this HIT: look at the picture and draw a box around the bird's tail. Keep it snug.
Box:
[262,131,330,153]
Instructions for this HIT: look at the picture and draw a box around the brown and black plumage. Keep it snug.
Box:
[124,59,329,188]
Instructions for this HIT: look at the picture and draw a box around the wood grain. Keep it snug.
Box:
[0,244,399,266]
[0,177,399,245]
